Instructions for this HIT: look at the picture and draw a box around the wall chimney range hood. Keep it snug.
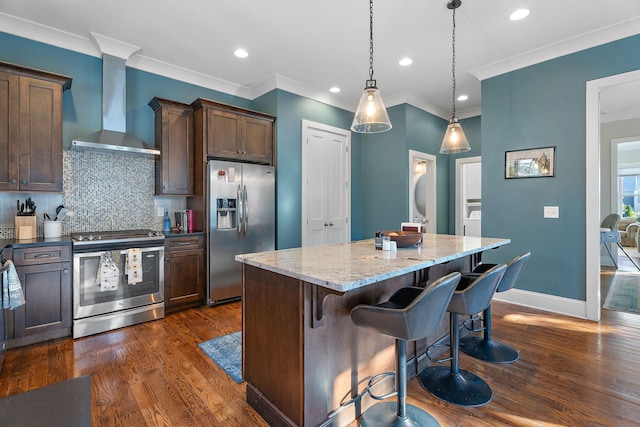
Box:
[73,34,159,156]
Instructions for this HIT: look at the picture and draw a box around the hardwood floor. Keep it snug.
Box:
[1,298,639,426]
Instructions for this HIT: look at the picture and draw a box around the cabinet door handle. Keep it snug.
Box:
[177,242,191,246]
[10,178,17,184]
[20,179,28,185]
[165,258,170,262]
[63,268,69,274]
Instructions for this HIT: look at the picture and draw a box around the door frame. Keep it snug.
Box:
[455,156,481,236]
[586,68,640,321]
[301,119,351,246]
[408,150,436,233]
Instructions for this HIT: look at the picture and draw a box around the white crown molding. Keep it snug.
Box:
[470,16,640,82]
[90,32,139,60]
[249,73,357,113]
[127,54,253,99]
[0,12,99,57]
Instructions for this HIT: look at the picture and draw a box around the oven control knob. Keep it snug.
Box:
[88,235,94,241]
[147,231,154,237]
[97,235,102,240]
[77,236,84,241]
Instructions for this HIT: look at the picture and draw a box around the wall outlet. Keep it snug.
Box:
[544,206,559,218]
[157,207,165,217]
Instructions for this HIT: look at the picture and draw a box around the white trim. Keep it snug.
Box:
[494,289,587,320]
[470,16,640,82]
[408,150,437,233]
[586,69,640,322]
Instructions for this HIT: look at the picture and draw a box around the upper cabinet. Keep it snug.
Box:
[191,98,275,165]
[149,97,194,196]
[0,62,71,193]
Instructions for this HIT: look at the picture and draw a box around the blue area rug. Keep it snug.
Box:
[198,331,243,383]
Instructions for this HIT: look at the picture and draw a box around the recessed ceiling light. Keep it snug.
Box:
[234,48,248,58]
[509,9,530,21]
[399,57,413,66]
[329,87,341,93]
[457,94,468,101]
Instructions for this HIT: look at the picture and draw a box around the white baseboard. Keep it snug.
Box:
[494,288,588,320]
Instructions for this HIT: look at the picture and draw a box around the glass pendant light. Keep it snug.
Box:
[439,0,471,154]
[351,0,392,134]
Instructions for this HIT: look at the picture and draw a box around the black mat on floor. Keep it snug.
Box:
[0,375,91,427]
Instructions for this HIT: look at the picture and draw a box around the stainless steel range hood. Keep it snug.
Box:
[72,54,160,155]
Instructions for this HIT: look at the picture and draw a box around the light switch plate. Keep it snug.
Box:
[544,206,559,218]
[157,207,164,217]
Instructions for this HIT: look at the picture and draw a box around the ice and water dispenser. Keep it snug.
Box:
[216,197,237,229]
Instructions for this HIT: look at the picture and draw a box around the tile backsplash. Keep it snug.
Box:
[0,148,185,238]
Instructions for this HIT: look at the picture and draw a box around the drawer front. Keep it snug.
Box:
[13,245,71,266]
[166,236,204,252]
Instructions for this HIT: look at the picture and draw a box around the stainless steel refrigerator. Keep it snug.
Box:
[207,160,275,305]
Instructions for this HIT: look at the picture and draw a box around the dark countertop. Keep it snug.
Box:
[1,236,72,257]
[164,231,204,238]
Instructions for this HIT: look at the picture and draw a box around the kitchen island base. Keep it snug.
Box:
[242,257,472,427]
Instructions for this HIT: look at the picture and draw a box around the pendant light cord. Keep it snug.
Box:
[451,3,457,119]
[368,0,375,84]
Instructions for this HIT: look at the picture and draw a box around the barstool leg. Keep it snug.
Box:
[459,305,520,364]
[361,339,441,426]
[419,312,493,407]
[396,339,407,418]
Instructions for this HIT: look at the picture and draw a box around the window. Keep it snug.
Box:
[619,175,640,216]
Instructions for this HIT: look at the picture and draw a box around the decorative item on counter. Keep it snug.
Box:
[178,209,194,232]
[375,231,383,250]
[382,235,391,251]
[382,230,423,248]
[164,211,171,232]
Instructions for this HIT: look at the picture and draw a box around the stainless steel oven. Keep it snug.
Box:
[71,230,165,338]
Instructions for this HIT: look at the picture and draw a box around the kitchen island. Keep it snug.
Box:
[236,234,510,427]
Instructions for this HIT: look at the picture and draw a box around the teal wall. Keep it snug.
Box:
[0,31,359,250]
[481,34,640,300]
[359,103,474,239]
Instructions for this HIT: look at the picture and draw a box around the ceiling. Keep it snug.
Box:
[1,0,640,120]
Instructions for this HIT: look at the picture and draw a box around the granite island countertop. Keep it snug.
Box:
[235,233,510,292]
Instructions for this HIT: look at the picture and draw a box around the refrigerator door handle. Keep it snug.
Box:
[243,185,249,235]
[237,184,243,235]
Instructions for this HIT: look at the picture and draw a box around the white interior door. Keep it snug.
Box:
[302,120,351,246]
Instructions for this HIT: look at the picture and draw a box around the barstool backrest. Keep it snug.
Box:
[351,272,460,342]
[497,252,530,293]
[449,264,506,315]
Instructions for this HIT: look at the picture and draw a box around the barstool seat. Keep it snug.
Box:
[459,252,531,363]
[419,264,506,407]
[350,272,460,427]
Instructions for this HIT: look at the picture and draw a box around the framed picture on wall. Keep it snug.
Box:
[505,146,556,179]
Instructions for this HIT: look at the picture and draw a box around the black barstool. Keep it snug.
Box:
[459,252,531,363]
[419,264,506,407]
[350,272,461,427]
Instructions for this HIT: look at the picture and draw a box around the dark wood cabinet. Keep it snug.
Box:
[164,235,205,313]
[149,97,194,195]
[191,98,274,164]
[0,62,71,192]
[188,98,275,231]
[8,244,72,348]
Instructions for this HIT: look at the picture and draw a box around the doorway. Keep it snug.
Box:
[586,69,640,321]
[455,156,482,236]
[301,120,351,247]
[408,150,436,233]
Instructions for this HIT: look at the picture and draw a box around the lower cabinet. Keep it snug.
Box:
[164,235,205,313]
[8,243,72,348]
